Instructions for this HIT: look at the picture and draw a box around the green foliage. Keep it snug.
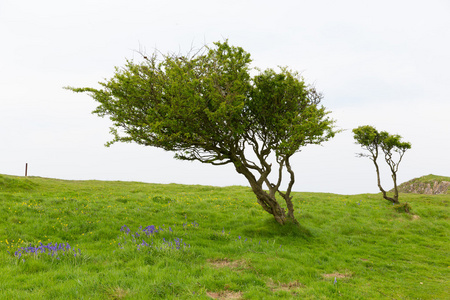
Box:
[353,125,411,161]
[66,41,335,162]
[0,175,449,299]
[249,68,335,156]
[66,40,337,224]
[380,131,411,154]
[352,125,379,152]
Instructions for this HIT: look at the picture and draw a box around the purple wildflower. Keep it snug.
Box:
[120,225,131,234]
[143,225,157,235]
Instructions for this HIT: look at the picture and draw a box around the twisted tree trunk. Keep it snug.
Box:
[372,158,399,204]
[234,162,298,225]
[234,164,282,224]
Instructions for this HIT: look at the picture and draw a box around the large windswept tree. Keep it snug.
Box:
[67,41,336,225]
[353,125,411,205]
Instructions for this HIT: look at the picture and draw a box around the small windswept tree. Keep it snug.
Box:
[66,41,337,225]
[353,125,411,205]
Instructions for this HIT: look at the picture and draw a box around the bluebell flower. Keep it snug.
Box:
[143,225,157,235]
[120,225,131,234]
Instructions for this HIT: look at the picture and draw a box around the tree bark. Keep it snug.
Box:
[234,163,287,225]
[391,173,399,204]
[372,158,399,204]
[283,195,298,225]
[279,157,299,225]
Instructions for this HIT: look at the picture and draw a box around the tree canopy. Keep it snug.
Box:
[353,125,411,205]
[67,41,337,225]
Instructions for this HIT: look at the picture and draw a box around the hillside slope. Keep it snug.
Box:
[0,174,449,299]
[396,174,450,194]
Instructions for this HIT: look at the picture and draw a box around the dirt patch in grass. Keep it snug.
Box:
[206,291,243,299]
[322,272,352,279]
[267,278,305,291]
[208,258,248,269]
[206,259,247,299]
[104,286,130,299]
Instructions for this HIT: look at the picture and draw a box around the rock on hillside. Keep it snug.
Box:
[395,174,450,195]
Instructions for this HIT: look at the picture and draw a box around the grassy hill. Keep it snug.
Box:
[395,174,450,195]
[1,174,449,299]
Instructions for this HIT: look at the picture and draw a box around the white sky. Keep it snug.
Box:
[1,0,449,194]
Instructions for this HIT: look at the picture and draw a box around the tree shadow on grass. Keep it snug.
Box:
[242,217,312,239]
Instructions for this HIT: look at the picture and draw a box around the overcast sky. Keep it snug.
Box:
[1,0,449,194]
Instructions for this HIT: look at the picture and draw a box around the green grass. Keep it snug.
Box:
[414,174,450,183]
[1,174,449,299]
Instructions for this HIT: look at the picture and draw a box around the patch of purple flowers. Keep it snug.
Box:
[120,225,131,234]
[118,223,193,253]
[13,242,82,261]
[143,225,158,235]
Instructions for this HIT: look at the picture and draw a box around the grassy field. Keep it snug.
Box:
[0,174,448,299]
